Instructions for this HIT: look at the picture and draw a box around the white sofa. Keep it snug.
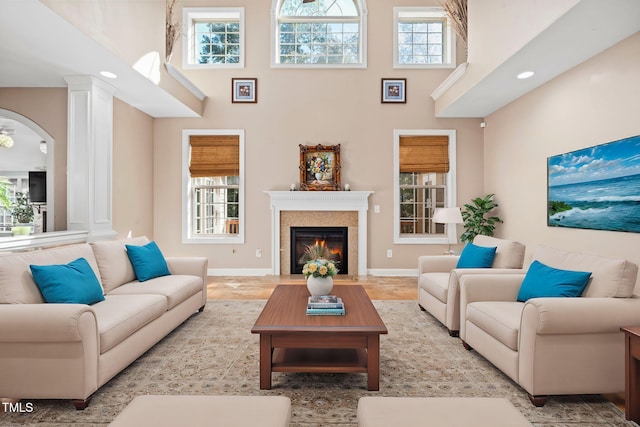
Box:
[459,245,640,406]
[0,236,208,409]
[418,235,526,336]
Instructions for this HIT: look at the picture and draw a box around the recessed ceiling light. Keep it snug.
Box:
[517,71,535,79]
[100,71,118,79]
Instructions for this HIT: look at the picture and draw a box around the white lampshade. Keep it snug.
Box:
[432,207,463,224]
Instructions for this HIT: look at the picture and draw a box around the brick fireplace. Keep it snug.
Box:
[265,191,373,276]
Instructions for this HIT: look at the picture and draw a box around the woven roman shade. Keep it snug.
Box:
[399,135,449,173]
[189,135,240,177]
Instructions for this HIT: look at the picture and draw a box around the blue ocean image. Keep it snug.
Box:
[548,135,640,233]
[548,174,640,232]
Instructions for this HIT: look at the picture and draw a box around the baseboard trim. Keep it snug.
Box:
[367,269,418,277]
[208,268,273,276]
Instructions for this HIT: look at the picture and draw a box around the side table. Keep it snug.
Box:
[620,326,640,423]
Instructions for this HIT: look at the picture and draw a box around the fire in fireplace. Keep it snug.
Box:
[290,226,348,275]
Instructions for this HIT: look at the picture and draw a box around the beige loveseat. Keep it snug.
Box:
[459,245,639,406]
[0,236,208,409]
[418,235,526,336]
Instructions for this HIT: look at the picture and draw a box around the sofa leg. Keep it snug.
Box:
[72,396,92,410]
[528,394,548,407]
[198,305,205,313]
[461,340,473,351]
[448,329,459,337]
[418,304,426,311]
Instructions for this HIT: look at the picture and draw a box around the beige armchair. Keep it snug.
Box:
[459,245,640,406]
[418,235,526,336]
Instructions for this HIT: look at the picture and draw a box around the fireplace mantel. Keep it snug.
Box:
[265,191,374,276]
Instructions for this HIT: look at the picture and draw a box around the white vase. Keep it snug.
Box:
[306,276,334,296]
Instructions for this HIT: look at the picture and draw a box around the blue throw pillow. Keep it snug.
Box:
[125,241,171,282]
[517,260,592,302]
[30,257,105,304]
[456,243,497,268]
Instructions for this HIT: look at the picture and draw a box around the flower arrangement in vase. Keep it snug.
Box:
[302,243,339,296]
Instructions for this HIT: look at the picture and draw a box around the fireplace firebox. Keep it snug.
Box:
[290,226,348,275]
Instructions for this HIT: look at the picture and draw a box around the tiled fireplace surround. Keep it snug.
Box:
[266,191,373,276]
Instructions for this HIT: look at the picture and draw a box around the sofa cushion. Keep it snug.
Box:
[473,235,526,269]
[29,258,105,305]
[532,245,639,298]
[457,243,497,268]
[126,241,171,282]
[517,261,591,302]
[108,275,203,310]
[0,243,101,304]
[90,236,150,293]
[419,273,450,304]
[92,294,167,353]
[467,301,525,351]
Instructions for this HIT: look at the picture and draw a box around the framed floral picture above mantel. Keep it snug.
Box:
[299,144,341,191]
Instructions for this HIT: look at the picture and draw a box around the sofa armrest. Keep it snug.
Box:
[418,255,459,274]
[0,304,97,342]
[459,274,525,304]
[0,304,100,400]
[166,257,208,285]
[522,297,640,335]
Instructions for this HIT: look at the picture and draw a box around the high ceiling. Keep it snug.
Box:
[0,1,639,120]
[0,0,199,118]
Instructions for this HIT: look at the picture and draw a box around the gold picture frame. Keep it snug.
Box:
[299,144,341,191]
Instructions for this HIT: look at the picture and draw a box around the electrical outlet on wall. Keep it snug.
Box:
[386,249,393,258]
[256,249,262,258]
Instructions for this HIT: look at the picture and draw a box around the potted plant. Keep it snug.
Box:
[460,193,502,243]
[11,192,34,235]
[0,177,10,210]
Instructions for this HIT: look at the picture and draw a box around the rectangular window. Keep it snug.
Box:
[182,130,244,244]
[394,130,457,244]
[393,7,456,69]
[183,8,244,69]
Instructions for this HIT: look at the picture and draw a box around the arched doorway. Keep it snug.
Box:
[0,109,55,233]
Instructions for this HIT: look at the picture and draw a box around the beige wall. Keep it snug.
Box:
[152,0,484,272]
[0,89,154,239]
[0,88,67,231]
[484,32,640,284]
[112,99,155,239]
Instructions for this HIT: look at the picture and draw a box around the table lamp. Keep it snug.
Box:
[432,207,463,254]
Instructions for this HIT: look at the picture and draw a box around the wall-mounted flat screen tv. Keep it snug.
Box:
[28,171,47,203]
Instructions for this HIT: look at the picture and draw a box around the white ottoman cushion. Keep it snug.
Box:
[109,395,291,427]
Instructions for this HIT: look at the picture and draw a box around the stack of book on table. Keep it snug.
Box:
[306,295,345,316]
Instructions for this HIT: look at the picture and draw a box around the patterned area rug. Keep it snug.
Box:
[1,300,634,426]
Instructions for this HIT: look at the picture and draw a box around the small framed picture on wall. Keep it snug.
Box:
[381,78,406,103]
[232,78,257,103]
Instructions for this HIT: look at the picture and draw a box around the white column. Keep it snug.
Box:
[65,76,117,241]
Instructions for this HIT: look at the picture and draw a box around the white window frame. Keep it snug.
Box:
[393,129,457,244]
[271,0,368,69]
[182,7,245,69]
[393,7,456,69]
[182,129,245,244]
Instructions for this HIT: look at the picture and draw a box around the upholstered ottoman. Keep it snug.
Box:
[109,395,291,427]
[357,397,532,427]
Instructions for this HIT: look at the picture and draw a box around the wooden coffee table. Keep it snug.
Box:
[251,284,388,391]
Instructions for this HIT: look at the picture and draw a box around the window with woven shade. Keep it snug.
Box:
[399,135,449,174]
[189,135,240,177]
[394,130,457,244]
[183,130,244,244]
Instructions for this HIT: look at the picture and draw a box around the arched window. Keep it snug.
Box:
[273,0,367,67]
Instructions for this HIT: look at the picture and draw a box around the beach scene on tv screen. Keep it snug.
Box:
[547,134,640,233]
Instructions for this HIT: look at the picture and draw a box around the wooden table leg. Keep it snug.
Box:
[626,334,640,423]
[367,334,380,391]
[259,334,272,390]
